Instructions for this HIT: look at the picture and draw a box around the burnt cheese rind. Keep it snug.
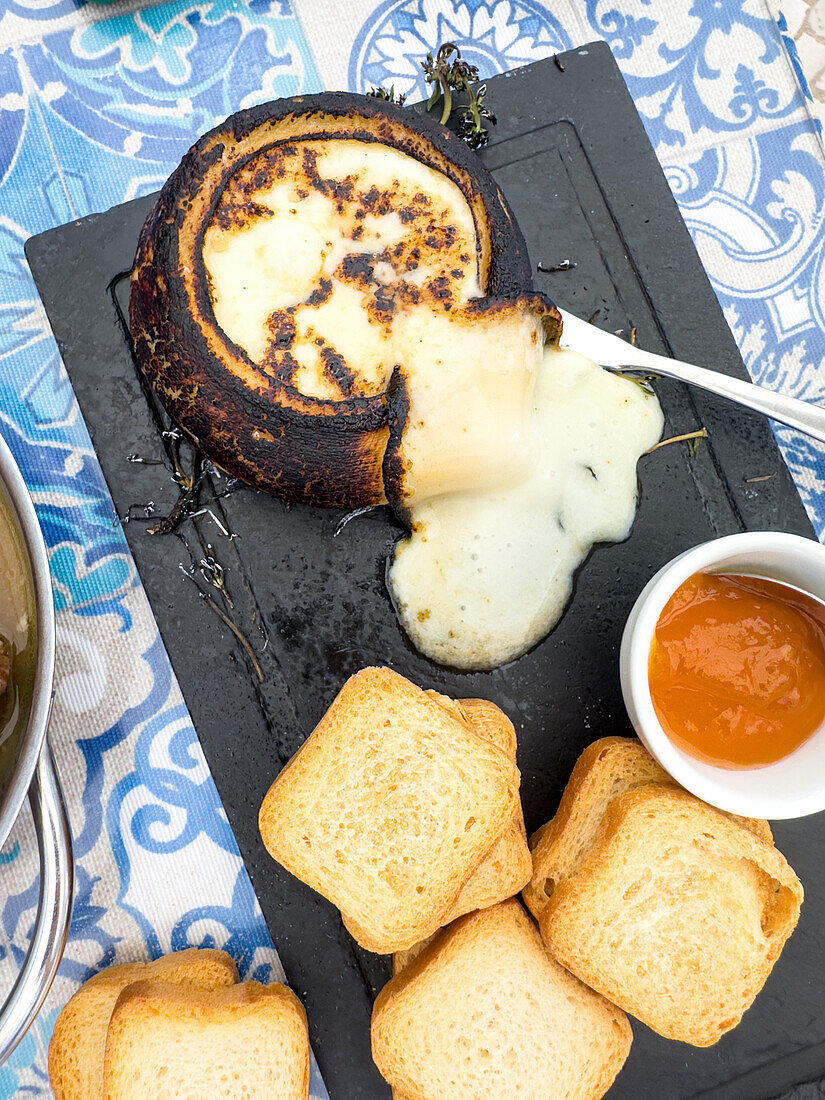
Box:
[129,92,533,508]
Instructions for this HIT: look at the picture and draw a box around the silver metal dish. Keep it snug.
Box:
[0,428,72,1063]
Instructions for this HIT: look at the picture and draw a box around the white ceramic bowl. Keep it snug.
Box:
[620,531,825,820]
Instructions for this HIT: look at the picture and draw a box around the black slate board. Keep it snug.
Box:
[26,43,825,1100]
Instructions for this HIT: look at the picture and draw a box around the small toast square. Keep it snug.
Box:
[539,784,802,1046]
[259,668,520,953]
[388,698,531,973]
[102,980,308,1099]
[455,698,517,758]
[372,899,631,1100]
[48,948,238,1100]
[448,699,531,920]
[523,736,773,920]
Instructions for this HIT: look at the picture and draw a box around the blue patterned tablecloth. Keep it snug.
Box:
[0,1,823,1095]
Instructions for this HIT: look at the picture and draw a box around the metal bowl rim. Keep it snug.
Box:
[0,430,55,849]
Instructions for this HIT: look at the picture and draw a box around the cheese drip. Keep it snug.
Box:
[385,298,549,503]
[387,344,664,670]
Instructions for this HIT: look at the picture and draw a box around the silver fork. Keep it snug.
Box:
[558,309,825,446]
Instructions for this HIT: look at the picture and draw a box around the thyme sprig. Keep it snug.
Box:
[645,427,708,456]
[367,85,406,106]
[369,43,496,149]
[421,43,496,149]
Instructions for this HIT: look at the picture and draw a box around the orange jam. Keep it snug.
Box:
[648,571,825,769]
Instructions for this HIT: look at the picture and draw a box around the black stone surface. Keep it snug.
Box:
[26,43,824,1100]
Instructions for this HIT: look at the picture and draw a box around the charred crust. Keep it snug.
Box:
[320,347,356,396]
[212,199,272,230]
[337,253,374,284]
[129,91,537,508]
[305,278,333,306]
[265,309,297,349]
[381,365,413,526]
[427,275,451,300]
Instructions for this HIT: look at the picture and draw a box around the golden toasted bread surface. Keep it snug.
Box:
[373,899,631,1100]
[48,949,238,1100]
[523,736,772,920]
[102,980,308,1100]
[540,784,802,1046]
[258,668,520,953]
[445,699,531,921]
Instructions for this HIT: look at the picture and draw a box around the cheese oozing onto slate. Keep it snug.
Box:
[387,343,664,670]
[202,135,663,671]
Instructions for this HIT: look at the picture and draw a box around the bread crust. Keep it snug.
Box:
[48,949,238,1100]
[101,980,308,1099]
[539,784,803,1047]
[129,93,535,508]
[389,698,531,982]
[446,699,531,920]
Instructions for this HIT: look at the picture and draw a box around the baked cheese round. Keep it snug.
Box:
[129,93,532,507]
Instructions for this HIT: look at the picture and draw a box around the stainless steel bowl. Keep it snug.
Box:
[0,428,72,1062]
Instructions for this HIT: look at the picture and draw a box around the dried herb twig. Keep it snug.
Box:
[334,505,382,537]
[179,568,263,682]
[369,43,496,149]
[146,452,205,536]
[645,428,708,455]
[198,553,233,607]
[537,259,577,273]
[367,86,406,105]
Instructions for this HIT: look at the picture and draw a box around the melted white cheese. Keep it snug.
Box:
[389,301,545,501]
[388,346,664,670]
[202,139,481,397]
[203,216,328,364]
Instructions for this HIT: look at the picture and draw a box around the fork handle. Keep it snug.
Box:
[631,352,825,447]
[557,309,825,447]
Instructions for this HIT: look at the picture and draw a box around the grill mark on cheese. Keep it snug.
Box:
[212,199,273,230]
[305,278,333,306]
[203,139,481,401]
[265,310,296,349]
[320,346,357,396]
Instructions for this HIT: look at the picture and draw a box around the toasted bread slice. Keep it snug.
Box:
[48,949,238,1100]
[449,699,531,920]
[259,668,520,953]
[391,939,435,1100]
[393,936,434,978]
[373,899,631,1100]
[351,696,531,951]
[102,980,308,1099]
[523,736,773,919]
[540,784,802,1046]
[323,694,528,950]
[456,699,517,758]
